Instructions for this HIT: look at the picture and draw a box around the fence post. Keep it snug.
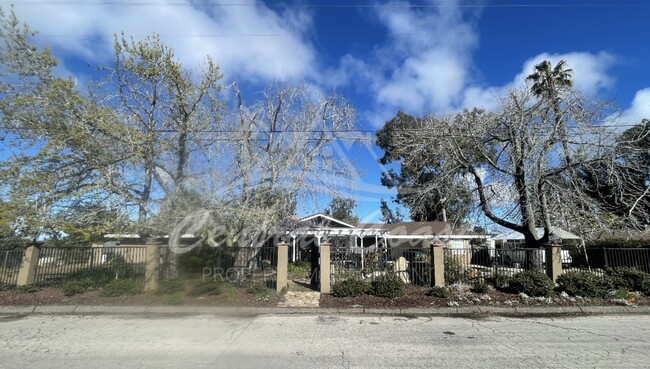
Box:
[320,242,331,294]
[430,239,445,287]
[144,241,161,292]
[545,243,563,282]
[276,242,289,293]
[17,245,40,286]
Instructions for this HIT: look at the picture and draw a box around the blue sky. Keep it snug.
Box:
[10,0,650,224]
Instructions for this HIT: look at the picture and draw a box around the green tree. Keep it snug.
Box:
[379,199,404,224]
[376,111,473,223]
[324,197,360,225]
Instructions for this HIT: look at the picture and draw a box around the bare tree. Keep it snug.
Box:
[378,83,646,247]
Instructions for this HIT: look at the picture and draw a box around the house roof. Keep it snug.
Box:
[358,221,452,236]
[298,213,355,228]
[493,227,581,241]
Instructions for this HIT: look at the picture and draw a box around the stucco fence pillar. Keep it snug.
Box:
[144,242,162,292]
[17,245,40,286]
[320,242,331,294]
[545,243,563,283]
[276,242,289,293]
[430,239,445,287]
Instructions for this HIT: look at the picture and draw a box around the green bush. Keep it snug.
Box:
[156,277,186,295]
[556,271,612,298]
[444,254,468,284]
[0,282,8,292]
[66,268,120,289]
[62,278,95,296]
[471,282,490,294]
[606,268,650,295]
[369,273,405,298]
[492,274,511,290]
[508,270,554,297]
[187,280,222,297]
[427,286,451,298]
[333,278,367,298]
[611,288,633,300]
[288,262,311,277]
[99,279,143,297]
[245,282,268,295]
[162,293,184,306]
[16,284,39,294]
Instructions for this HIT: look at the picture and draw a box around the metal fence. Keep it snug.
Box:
[199,246,278,288]
[445,247,550,284]
[0,248,23,287]
[33,246,147,287]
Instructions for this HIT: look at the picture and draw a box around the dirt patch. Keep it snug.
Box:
[0,287,280,307]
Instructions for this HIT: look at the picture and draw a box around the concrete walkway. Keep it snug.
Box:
[277,279,320,308]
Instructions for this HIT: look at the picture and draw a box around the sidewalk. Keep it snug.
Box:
[2,304,649,317]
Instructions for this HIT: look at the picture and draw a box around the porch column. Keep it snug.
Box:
[291,236,296,263]
[360,236,364,271]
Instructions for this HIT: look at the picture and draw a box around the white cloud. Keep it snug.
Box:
[619,88,650,126]
[12,0,317,82]
[462,51,618,112]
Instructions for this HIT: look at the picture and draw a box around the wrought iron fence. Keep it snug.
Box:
[0,247,23,288]
[200,246,278,288]
[33,246,147,287]
[445,247,548,284]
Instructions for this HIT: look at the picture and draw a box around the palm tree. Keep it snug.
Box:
[526,59,574,166]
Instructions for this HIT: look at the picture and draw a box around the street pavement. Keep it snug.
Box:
[1,313,649,368]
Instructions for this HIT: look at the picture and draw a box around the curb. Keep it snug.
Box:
[1,304,650,317]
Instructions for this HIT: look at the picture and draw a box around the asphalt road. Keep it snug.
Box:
[1,313,648,368]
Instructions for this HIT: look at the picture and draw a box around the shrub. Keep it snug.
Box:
[333,278,367,298]
[369,273,405,298]
[508,270,554,297]
[67,268,119,289]
[187,280,221,297]
[156,277,186,295]
[245,282,268,295]
[611,288,633,300]
[492,274,511,290]
[99,279,143,297]
[606,268,650,295]
[471,282,490,294]
[444,254,468,284]
[162,293,184,306]
[0,282,8,292]
[16,284,39,294]
[288,262,311,278]
[556,271,612,298]
[62,278,95,296]
[428,286,451,298]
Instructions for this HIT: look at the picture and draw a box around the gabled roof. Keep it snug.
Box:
[298,213,356,228]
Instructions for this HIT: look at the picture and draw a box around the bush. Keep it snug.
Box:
[16,284,39,294]
[444,254,468,284]
[62,278,95,296]
[288,262,311,278]
[333,278,367,298]
[492,274,511,290]
[156,277,186,295]
[187,280,222,297]
[66,268,119,289]
[508,270,554,297]
[471,282,490,294]
[162,293,184,306]
[99,279,143,297]
[428,286,451,298]
[556,271,612,298]
[606,268,650,295]
[369,273,405,298]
